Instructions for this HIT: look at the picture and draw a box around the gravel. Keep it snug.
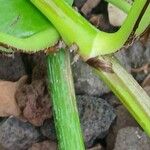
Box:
[114,127,150,150]
[0,117,41,150]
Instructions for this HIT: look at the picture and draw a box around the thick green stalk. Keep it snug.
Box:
[31,0,147,59]
[47,49,85,150]
[90,56,150,136]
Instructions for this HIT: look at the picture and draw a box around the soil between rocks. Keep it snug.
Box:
[0,0,150,150]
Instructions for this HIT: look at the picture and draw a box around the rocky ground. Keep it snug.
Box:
[0,0,150,150]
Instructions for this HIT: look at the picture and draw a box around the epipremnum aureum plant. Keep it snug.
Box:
[0,0,150,150]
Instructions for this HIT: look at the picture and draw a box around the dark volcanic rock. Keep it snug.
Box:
[72,59,110,96]
[102,93,121,108]
[40,119,56,141]
[106,105,138,150]
[77,95,116,147]
[0,53,26,81]
[128,41,150,82]
[0,117,41,150]
[114,127,150,150]
[115,40,150,82]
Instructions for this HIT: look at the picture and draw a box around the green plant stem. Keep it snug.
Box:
[31,0,148,59]
[47,49,85,150]
[92,55,150,136]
